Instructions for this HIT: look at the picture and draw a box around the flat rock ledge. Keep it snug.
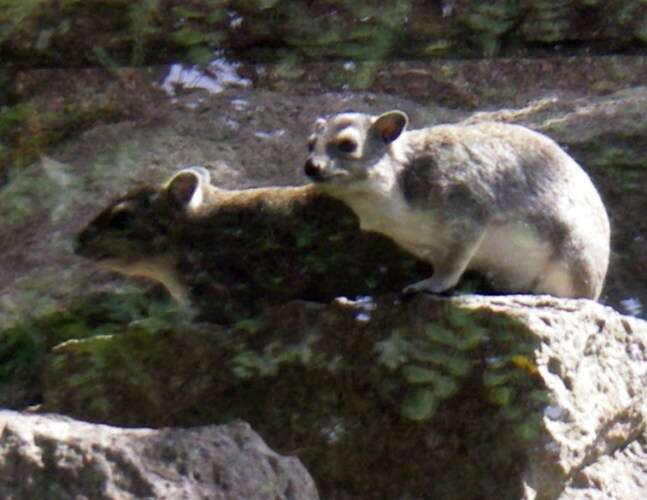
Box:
[0,410,319,500]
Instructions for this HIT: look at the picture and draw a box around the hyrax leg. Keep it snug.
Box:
[402,227,486,296]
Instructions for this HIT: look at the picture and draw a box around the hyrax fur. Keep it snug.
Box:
[75,167,428,321]
[304,111,610,300]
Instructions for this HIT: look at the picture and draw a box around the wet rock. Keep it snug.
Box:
[41,295,647,499]
[0,410,319,500]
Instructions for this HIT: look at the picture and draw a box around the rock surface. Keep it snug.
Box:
[41,295,647,499]
[1,0,645,69]
[558,432,647,500]
[0,410,319,500]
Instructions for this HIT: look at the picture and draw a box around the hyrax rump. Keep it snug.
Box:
[75,167,429,322]
[304,111,610,300]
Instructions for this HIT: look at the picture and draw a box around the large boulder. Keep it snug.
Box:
[41,295,647,499]
[0,410,319,500]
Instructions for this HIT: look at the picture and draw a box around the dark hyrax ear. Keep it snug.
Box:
[165,168,206,210]
[372,110,409,144]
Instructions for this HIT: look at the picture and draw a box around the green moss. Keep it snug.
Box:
[0,290,181,407]
[603,164,643,191]
[402,365,440,384]
[40,296,551,499]
[272,53,306,80]
[483,370,509,387]
[0,104,28,169]
[401,387,438,421]
[375,329,412,370]
[348,61,380,89]
[488,386,515,406]
[515,415,542,442]
[423,39,454,56]
[372,304,548,427]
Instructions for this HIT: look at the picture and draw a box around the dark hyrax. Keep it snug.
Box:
[75,167,429,319]
[304,110,610,300]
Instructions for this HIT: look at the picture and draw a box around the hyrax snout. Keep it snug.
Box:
[304,110,610,300]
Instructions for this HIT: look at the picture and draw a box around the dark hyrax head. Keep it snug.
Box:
[304,110,408,184]
[75,167,212,275]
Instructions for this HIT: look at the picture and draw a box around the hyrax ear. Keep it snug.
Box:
[314,118,326,134]
[372,111,408,144]
[186,166,211,184]
[165,168,208,211]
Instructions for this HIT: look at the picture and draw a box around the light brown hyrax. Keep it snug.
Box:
[304,111,610,300]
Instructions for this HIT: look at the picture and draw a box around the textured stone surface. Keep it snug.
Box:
[0,411,319,500]
[40,295,647,499]
[469,297,647,499]
[559,432,647,499]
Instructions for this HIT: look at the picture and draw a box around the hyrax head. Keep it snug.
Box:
[304,110,408,184]
[75,166,212,276]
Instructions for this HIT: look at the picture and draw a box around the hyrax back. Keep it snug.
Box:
[304,111,610,300]
[76,167,429,321]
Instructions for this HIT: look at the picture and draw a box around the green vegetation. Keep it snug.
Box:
[2,0,642,70]
[374,304,546,431]
[0,0,229,68]
[0,104,27,169]
[0,291,181,408]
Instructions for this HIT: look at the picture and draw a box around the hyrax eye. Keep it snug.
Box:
[109,210,135,231]
[307,138,316,152]
[337,138,357,153]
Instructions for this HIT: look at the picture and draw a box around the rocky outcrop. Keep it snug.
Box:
[0,411,319,500]
[558,433,647,499]
[41,295,647,499]
[1,0,645,69]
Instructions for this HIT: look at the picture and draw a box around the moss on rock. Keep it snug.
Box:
[42,295,548,499]
[1,0,645,71]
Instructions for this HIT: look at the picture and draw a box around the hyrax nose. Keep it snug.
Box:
[304,158,323,180]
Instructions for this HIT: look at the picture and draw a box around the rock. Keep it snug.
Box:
[558,432,647,499]
[483,297,647,500]
[0,410,319,500]
[41,295,647,499]
[1,1,645,68]
[464,86,647,168]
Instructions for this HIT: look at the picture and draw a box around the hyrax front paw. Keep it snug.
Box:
[401,277,456,299]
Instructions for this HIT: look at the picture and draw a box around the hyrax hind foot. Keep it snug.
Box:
[401,277,458,299]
